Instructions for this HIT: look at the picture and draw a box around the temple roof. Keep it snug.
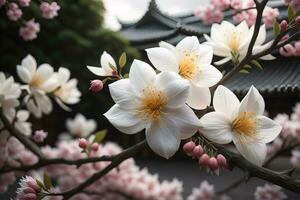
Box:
[120,0,300,97]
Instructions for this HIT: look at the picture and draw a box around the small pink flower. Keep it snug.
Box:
[33,129,48,143]
[40,2,60,19]
[263,7,280,28]
[194,5,223,24]
[255,184,287,200]
[192,145,203,158]
[19,19,40,41]
[208,157,218,171]
[7,3,22,21]
[183,141,196,154]
[0,0,6,7]
[18,0,31,7]
[211,0,230,11]
[16,176,40,200]
[216,154,227,168]
[199,153,210,167]
[187,181,215,200]
[89,80,103,92]
[230,0,243,9]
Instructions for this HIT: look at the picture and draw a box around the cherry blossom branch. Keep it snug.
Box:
[45,140,148,199]
[215,143,300,193]
[0,110,43,158]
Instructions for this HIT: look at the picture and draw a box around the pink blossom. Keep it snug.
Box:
[199,153,210,167]
[78,138,88,149]
[89,79,103,92]
[16,176,41,200]
[19,19,40,41]
[194,5,223,24]
[0,0,6,7]
[18,0,31,7]
[230,0,243,9]
[7,3,22,21]
[263,7,280,28]
[280,44,296,57]
[291,150,300,168]
[187,181,215,200]
[33,129,48,143]
[217,154,227,168]
[255,184,287,200]
[183,141,196,154]
[0,172,16,193]
[40,2,60,19]
[192,145,204,158]
[211,0,230,11]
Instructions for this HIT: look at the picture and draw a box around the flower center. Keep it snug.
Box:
[138,87,167,121]
[30,75,43,88]
[228,31,240,52]
[178,52,198,80]
[232,112,259,142]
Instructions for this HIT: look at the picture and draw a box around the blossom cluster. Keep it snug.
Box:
[194,0,279,28]
[0,0,60,40]
[255,183,287,200]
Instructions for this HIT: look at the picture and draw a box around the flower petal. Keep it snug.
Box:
[155,72,189,108]
[214,57,231,66]
[186,84,211,110]
[199,111,233,144]
[176,36,200,55]
[101,51,116,73]
[146,47,178,72]
[21,54,37,74]
[104,104,145,134]
[163,105,200,139]
[87,66,109,76]
[239,86,265,115]
[129,59,156,94]
[146,117,180,159]
[213,85,240,120]
[197,44,213,66]
[159,41,178,57]
[17,65,32,83]
[233,138,267,166]
[192,65,222,87]
[36,64,54,82]
[257,116,282,143]
[108,79,136,109]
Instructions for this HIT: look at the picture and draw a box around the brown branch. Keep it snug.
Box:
[46,140,148,199]
[0,109,43,158]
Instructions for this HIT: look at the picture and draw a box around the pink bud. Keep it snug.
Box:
[89,80,103,92]
[209,157,219,171]
[78,138,88,149]
[183,141,196,154]
[296,16,300,26]
[91,143,99,152]
[23,193,37,200]
[280,20,288,32]
[33,129,47,143]
[27,180,40,191]
[192,145,204,158]
[199,154,210,167]
[23,187,36,194]
[216,154,227,168]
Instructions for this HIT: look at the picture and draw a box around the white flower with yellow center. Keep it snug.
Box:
[54,67,81,108]
[146,36,222,110]
[87,51,116,77]
[17,55,58,118]
[204,21,275,65]
[104,59,201,158]
[199,85,282,166]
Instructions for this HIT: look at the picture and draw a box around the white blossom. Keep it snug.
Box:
[87,51,116,77]
[66,114,97,137]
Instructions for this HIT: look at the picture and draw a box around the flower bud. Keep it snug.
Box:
[192,145,204,158]
[23,187,36,194]
[296,16,300,26]
[209,157,219,171]
[27,180,40,191]
[280,20,288,32]
[89,80,103,92]
[183,141,196,154]
[78,138,88,149]
[33,129,47,143]
[23,193,37,200]
[199,154,210,167]
[91,143,99,152]
[216,154,227,168]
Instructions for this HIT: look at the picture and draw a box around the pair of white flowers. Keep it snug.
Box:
[17,55,81,118]
[88,21,281,166]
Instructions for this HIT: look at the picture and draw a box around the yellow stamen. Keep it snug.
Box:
[138,87,167,121]
[228,31,241,52]
[30,75,43,88]
[232,112,259,143]
[178,52,198,80]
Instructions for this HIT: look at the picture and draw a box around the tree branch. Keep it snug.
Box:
[46,140,148,199]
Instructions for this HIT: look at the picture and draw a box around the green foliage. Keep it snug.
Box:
[93,129,107,143]
[273,19,281,36]
[43,172,52,191]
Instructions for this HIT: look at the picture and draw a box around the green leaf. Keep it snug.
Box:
[43,172,52,191]
[93,129,107,143]
[243,64,252,69]
[251,60,263,70]
[288,5,295,21]
[36,179,44,189]
[118,52,127,69]
[239,69,249,74]
[123,73,129,78]
[273,20,280,36]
